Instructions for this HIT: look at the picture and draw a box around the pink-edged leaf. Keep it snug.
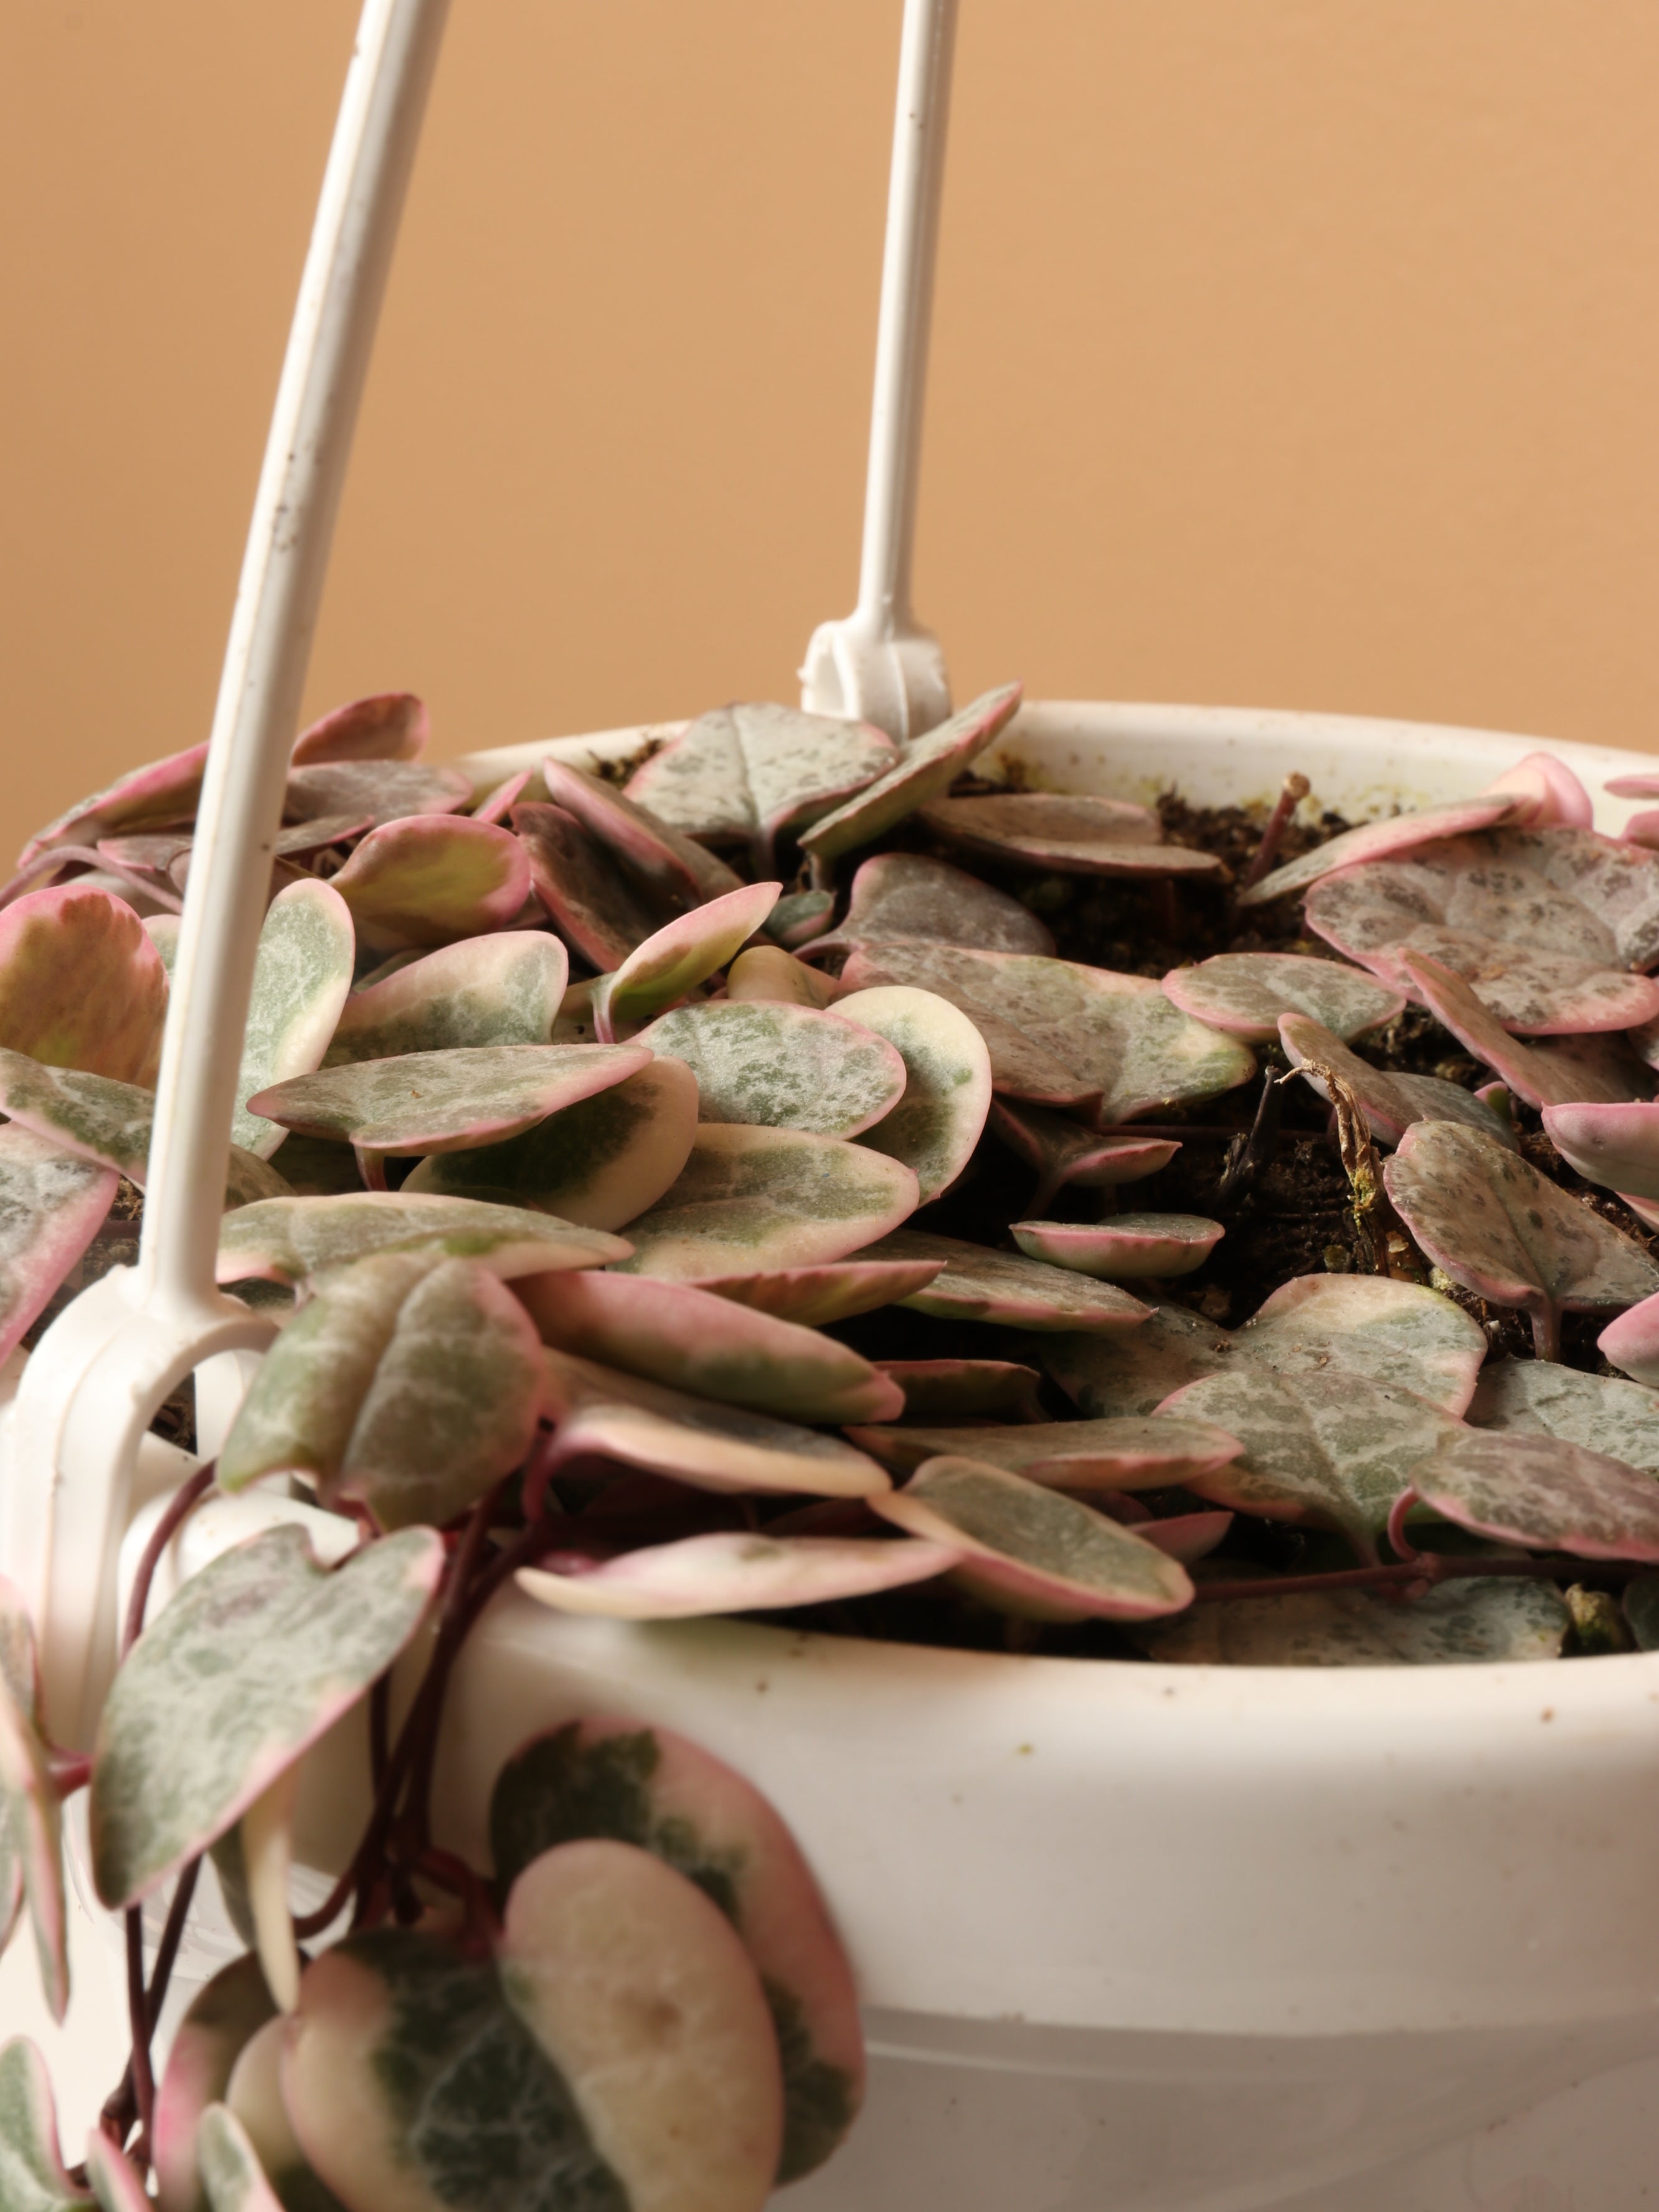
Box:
[324,930,567,1064]
[839,940,1256,1123]
[1607,771,1659,800]
[988,1098,1177,1214]
[1236,793,1518,909]
[846,1414,1242,1491]
[221,2013,336,2203]
[1412,1428,1659,1562]
[0,1609,67,2023]
[473,769,533,826]
[541,759,742,907]
[625,701,897,871]
[1142,1578,1570,1666]
[635,1000,904,1137]
[855,1227,1151,1333]
[271,813,374,861]
[1162,952,1402,1042]
[19,743,209,866]
[232,880,355,1157]
[920,792,1220,878]
[84,2132,150,2212]
[0,1124,116,1367]
[154,1955,278,2212]
[519,1533,953,1620]
[1602,1288,1659,1386]
[194,2104,288,2212]
[247,1041,649,1156]
[872,1457,1193,1621]
[1401,951,1652,1108]
[1137,1510,1234,1564]
[541,1349,891,1500]
[218,1191,628,1288]
[1279,1011,1516,1149]
[873,1358,1045,1420]
[0,1052,289,1206]
[1482,750,1592,830]
[1159,1366,1463,1559]
[220,1254,544,1529]
[405,1057,699,1231]
[764,889,836,948]
[696,1257,945,1328]
[1542,1100,1659,1197]
[0,883,168,1080]
[513,801,677,971]
[1384,1120,1659,1353]
[1013,1213,1223,1281]
[284,760,470,829]
[291,692,428,765]
[613,1125,919,1280]
[1469,1356,1659,1477]
[0,2039,90,2210]
[490,1718,863,2181]
[515,1269,902,1423]
[802,852,1054,959]
[97,828,192,876]
[327,815,529,951]
[1048,1273,1488,1419]
[1621,809,1659,853]
[593,881,782,1040]
[724,945,839,1008]
[837,984,992,1203]
[799,684,1026,868]
[90,1523,442,1907]
[1304,828,1659,1033]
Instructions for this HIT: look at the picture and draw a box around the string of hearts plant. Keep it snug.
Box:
[9,691,1659,2206]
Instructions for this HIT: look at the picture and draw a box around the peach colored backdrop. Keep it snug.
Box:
[4,2,1658,862]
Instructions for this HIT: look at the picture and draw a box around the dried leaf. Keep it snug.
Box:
[518,1533,954,1620]
[327,815,530,951]
[1141,1578,1570,1666]
[837,985,992,1202]
[1161,952,1402,1042]
[154,1955,278,2212]
[805,852,1054,958]
[232,880,355,1157]
[1468,1357,1659,1476]
[1235,793,1517,909]
[284,759,470,828]
[856,1227,1151,1333]
[1411,1429,1659,1561]
[1401,952,1652,1108]
[291,691,428,765]
[593,882,782,1041]
[1012,1213,1224,1280]
[0,883,167,1082]
[0,1123,117,1366]
[90,1523,442,1907]
[404,1058,699,1231]
[798,684,1025,867]
[693,1257,946,1327]
[845,1414,1242,1491]
[324,932,569,1065]
[218,1191,627,1288]
[635,1002,905,1138]
[920,793,1220,877]
[1279,1013,1518,1149]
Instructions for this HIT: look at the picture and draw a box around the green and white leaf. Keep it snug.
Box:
[1140,1577,1571,1666]
[857,1228,1151,1333]
[514,801,676,975]
[1161,952,1402,1042]
[593,881,781,1040]
[920,792,1218,877]
[0,1598,67,2024]
[1468,1358,1659,1478]
[519,1532,956,1620]
[1235,793,1516,909]
[837,985,991,1202]
[0,2039,91,2212]
[231,880,355,1156]
[324,931,568,1066]
[873,1358,1045,1420]
[798,684,1024,867]
[811,852,1054,957]
[1411,1429,1659,1561]
[637,1001,907,1138]
[846,1414,1242,1491]
[0,1123,117,1367]
[154,1954,278,2212]
[219,1191,627,1288]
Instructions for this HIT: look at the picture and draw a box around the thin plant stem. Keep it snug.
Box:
[122,1463,215,1659]
[1386,1489,1422,1564]
[1237,772,1311,893]
[125,1907,156,2157]
[144,1857,202,2034]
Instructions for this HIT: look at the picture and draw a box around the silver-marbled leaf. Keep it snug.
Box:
[837,984,992,1202]
[635,1001,905,1137]
[988,1099,1178,1214]
[0,1123,116,1368]
[592,882,782,1041]
[1161,952,1402,1042]
[1140,1578,1570,1666]
[0,2039,90,2211]
[231,880,355,1157]
[798,684,1024,869]
[1411,1428,1659,1561]
[844,1414,1242,1491]
[858,1227,1151,1333]
[803,852,1054,958]
[1468,1358,1659,1477]
[1235,793,1517,909]
[217,1192,628,1288]
[1401,952,1652,1109]
[283,759,468,826]
[920,792,1219,878]
[324,932,568,1066]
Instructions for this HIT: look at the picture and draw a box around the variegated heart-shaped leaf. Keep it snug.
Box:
[514,802,676,973]
[90,1522,442,1907]
[0,1124,116,1366]
[519,1532,955,1620]
[19,744,208,866]
[405,1057,699,1231]
[1468,1358,1659,1476]
[0,2039,91,2211]
[1013,1214,1223,1280]
[231,880,355,1157]
[855,1228,1151,1333]
[540,1349,891,1500]
[920,793,1219,878]
[324,931,568,1065]
[291,691,428,765]
[1236,793,1518,909]
[696,1257,945,1326]
[1303,828,1659,1033]
[724,946,839,1009]
[593,882,782,1041]
[625,701,897,871]
[872,1457,1193,1622]
[1279,1012,1518,1149]
[840,940,1257,1124]
[515,1269,902,1423]
[540,760,744,907]
[873,1358,1045,1420]
[988,1099,1178,1214]
[154,1954,278,2212]
[490,1719,863,2181]
[289,1849,784,2212]
[0,883,167,1081]
[218,1192,628,1288]
[1399,952,1652,1110]
[635,1001,905,1138]
[613,1125,919,1280]
[1384,1120,1659,1356]
[283,759,470,828]
[1141,1578,1570,1666]
[1161,952,1402,1042]
[1599,1290,1659,1386]
[1410,1429,1659,1561]
[220,1254,544,1528]
[1047,1272,1488,1419]
[327,815,530,951]
[1541,1100,1659,1196]
[1483,750,1592,830]
[247,1042,649,1158]
[1158,1366,1463,1558]
[0,1590,67,2024]
[836,985,991,1203]
[803,853,1054,959]
[845,1414,1242,1491]
[798,684,1025,869]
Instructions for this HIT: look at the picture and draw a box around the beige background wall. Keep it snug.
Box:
[3,2,1658,862]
